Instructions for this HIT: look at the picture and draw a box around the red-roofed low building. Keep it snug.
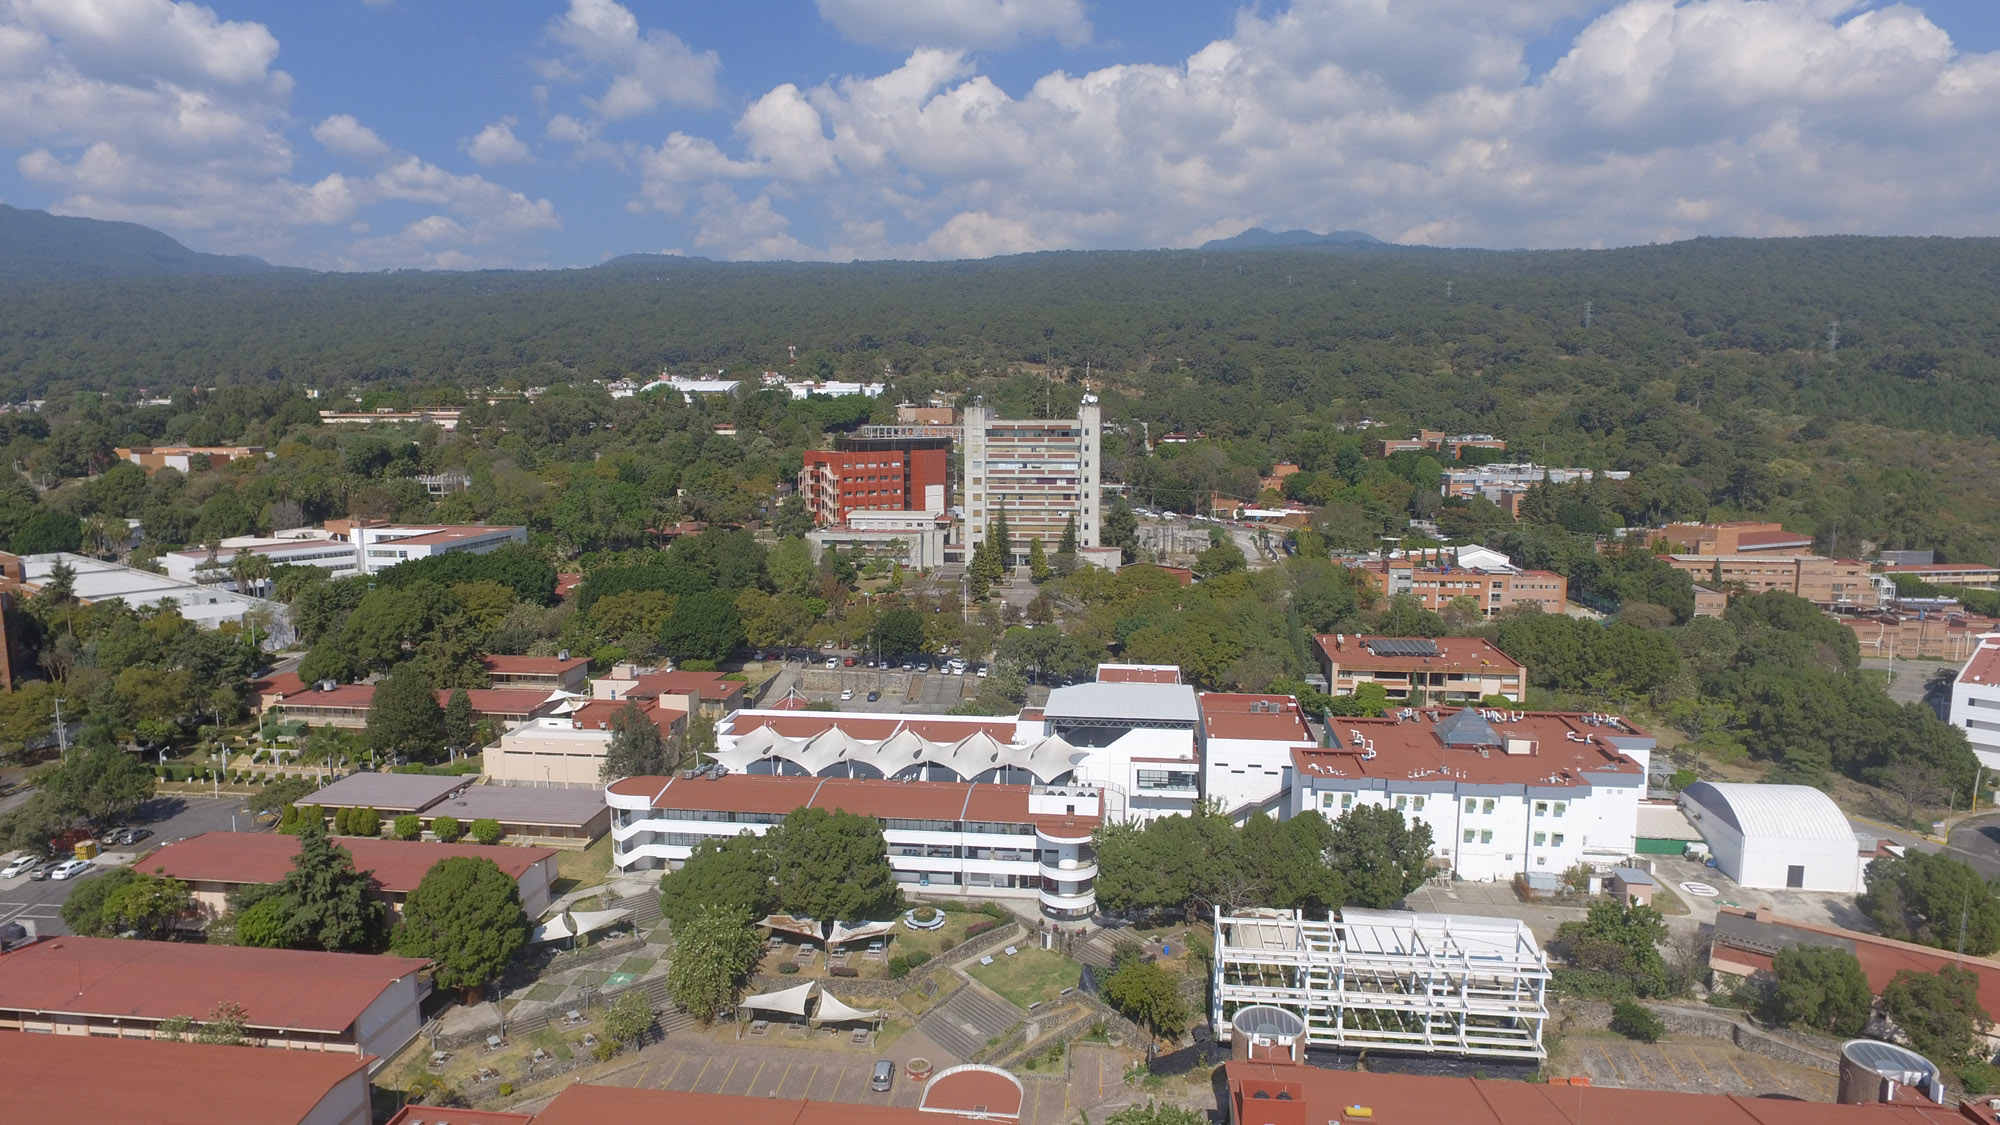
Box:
[606,773,1103,919]
[3,1030,375,1125]
[1286,707,1653,882]
[591,665,746,716]
[143,831,559,920]
[1200,693,1317,819]
[0,935,428,1062]
[484,654,589,692]
[1222,1058,1964,1125]
[1314,634,1528,703]
[1097,663,1184,684]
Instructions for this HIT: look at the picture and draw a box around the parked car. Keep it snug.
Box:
[49,858,94,881]
[98,826,131,845]
[915,661,931,673]
[112,827,150,846]
[900,660,915,671]
[28,860,58,881]
[0,854,39,879]
[976,666,989,678]
[843,657,857,667]
[826,656,840,668]
[866,690,881,703]
[840,688,855,701]
[871,1060,895,1092]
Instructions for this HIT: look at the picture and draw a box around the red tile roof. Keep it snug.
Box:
[1199,693,1314,744]
[621,774,1099,833]
[1734,529,1815,549]
[142,831,558,893]
[1096,664,1184,684]
[1225,1062,1963,1125]
[279,683,378,709]
[252,671,307,698]
[387,1108,536,1125]
[630,669,746,701]
[0,936,428,1034]
[483,655,589,675]
[1314,634,1526,673]
[571,698,687,732]
[1291,709,1647,789]
[3,1030,374,1125]
[1714,907,2000,1017]
[1960,643,2000,686]
[435,689,561,716]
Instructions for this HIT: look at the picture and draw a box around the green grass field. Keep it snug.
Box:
[967,948,1078,1010]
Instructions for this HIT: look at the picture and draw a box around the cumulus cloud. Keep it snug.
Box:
[619,0,2000,260]
[313,114,391,163]
[539,0,720,119]
[815,0,1089,50]
[463,117,532,166]
[0,0,560,268]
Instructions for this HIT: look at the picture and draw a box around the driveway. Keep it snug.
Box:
[0,795,265,936]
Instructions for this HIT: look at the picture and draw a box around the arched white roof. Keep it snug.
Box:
[1680,781,1853,843]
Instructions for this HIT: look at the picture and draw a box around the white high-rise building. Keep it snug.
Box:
[962,401,1100,565]
[1950,633,2000,770]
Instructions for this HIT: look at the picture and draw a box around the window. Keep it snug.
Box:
[1463,797,1477,813]
[1413,796,1425,811]
[1394,796,1408,811]
[1481,798,1496,814]
[1554,801,1567,817]
[1341,793,1354,810]
[1463,829,1475,844]
[1551,833,1565,847]
[1479,829,1493,844]
[1534,802,1548,817]
[1533,832,1546,846]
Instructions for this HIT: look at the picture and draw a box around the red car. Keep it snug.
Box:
[843,657,857,667]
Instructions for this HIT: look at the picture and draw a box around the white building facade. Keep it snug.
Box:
[162,523,526,586]
[605,773,1103,918]
[963,401,1101,565]
[1678,781,1866,892]
[1950,635,2000,770]
[1284,708,1651,883]
[1198,693,1317,819]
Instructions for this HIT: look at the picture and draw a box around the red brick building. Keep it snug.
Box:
[799,442,950,525]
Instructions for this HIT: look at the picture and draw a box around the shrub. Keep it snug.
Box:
[976,902,1011,921]
[888,955,913,979]
[829,965,858,978]
[469,818,503,845]
[431,815,462,843]
[497,1083,513,1097]
[333,806,353,835]
[777,961,800,975]
[593,1040,617,1062]
[966,920,996,939]
[278,804,300,833]
[393,814,422,841]
[902,950,931,970]
[1611,998,1664,1043]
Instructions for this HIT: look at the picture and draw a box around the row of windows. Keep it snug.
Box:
[1461,828,1566,847]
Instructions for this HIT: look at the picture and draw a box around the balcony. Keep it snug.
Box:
[1040,857,1099,882]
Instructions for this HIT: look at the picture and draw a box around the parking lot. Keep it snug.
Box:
[0,794,262,936]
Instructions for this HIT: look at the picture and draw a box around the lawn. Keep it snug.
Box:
[552,836,614,895]
[967,948,1079,1010]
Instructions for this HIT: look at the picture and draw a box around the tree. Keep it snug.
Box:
[602,700,678,780]
[659,833,778,928]
[392,855,529,998]
[1862,850,2000,955]
[234,894,291,948]
[772,493,813,539]
[989,507,1012,567]
[1554,901,1670,996]
[657,590,744,662]
[1882,966,1992,1066]
[1058,513,1079,557]
[59,865,140,935]
[273,819,389,953]
[468,818,502,844]
[1103,501,1137,563]
[1194,536,1245,577]
[441,688,477,755]
[664,904,763,1023]
[393,814,422,841]
[1103,1105,1207,1125]
[39,744,155,828]
[101,871,195,939]
[602,990,654,1048]
[190,1001,250,1046]
[767,806,901,922]
[1327,804,1434,908]
[431,814,462,842]
[687,712,717,762]
[1104,958,1190,1037]
[1028,537,1049,582]
[872,607,925,659]
[366,666,444,764]
[1770,946,1873,1035]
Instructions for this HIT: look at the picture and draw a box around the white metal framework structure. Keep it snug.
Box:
[1211,907,1550,1060]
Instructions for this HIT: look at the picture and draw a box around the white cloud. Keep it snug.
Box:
[313,114,391,163]
[539,0,720,119]
[463,117,532,166]
[0,1,561,268]
[623,0,2000,260]
[815,0,1089,50]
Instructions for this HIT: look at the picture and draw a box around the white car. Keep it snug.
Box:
[49,858,94,881]
[976,666,989,678]
[825,656,840,668]
[1,854,38,878]
[840,688,855,701]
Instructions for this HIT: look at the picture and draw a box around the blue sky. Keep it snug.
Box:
[2,0,1997,270]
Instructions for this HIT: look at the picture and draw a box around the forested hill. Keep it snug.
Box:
[0,204,290,280]
[1198,227,1383,249]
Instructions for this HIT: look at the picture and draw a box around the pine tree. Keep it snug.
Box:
[989,507,1012,569]
[1028,537,1049,582]
[275,819,388,953]
[442,688,477,756]
[1058,513,1078,556]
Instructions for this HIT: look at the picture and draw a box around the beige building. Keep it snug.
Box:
[1646,521,1812,555]
[963,401,1101,566]
[1313,634,1528,703]
[489,698,689,787]
[1663,553,1885,608]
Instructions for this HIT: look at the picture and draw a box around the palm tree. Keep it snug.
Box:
[228,551,273,597]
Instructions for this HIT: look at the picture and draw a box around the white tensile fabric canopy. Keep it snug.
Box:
[827,920,897,946]
[530,914,574,942]
[530,907,632,944]
[759,914,824,941]
[739,980,818,1017]
[812,991,881,1025]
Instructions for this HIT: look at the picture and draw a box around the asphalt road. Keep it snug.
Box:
[0,794,264,936]
[1946,811,2000,881]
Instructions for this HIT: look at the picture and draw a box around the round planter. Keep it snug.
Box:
[906,1058,933,1081]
